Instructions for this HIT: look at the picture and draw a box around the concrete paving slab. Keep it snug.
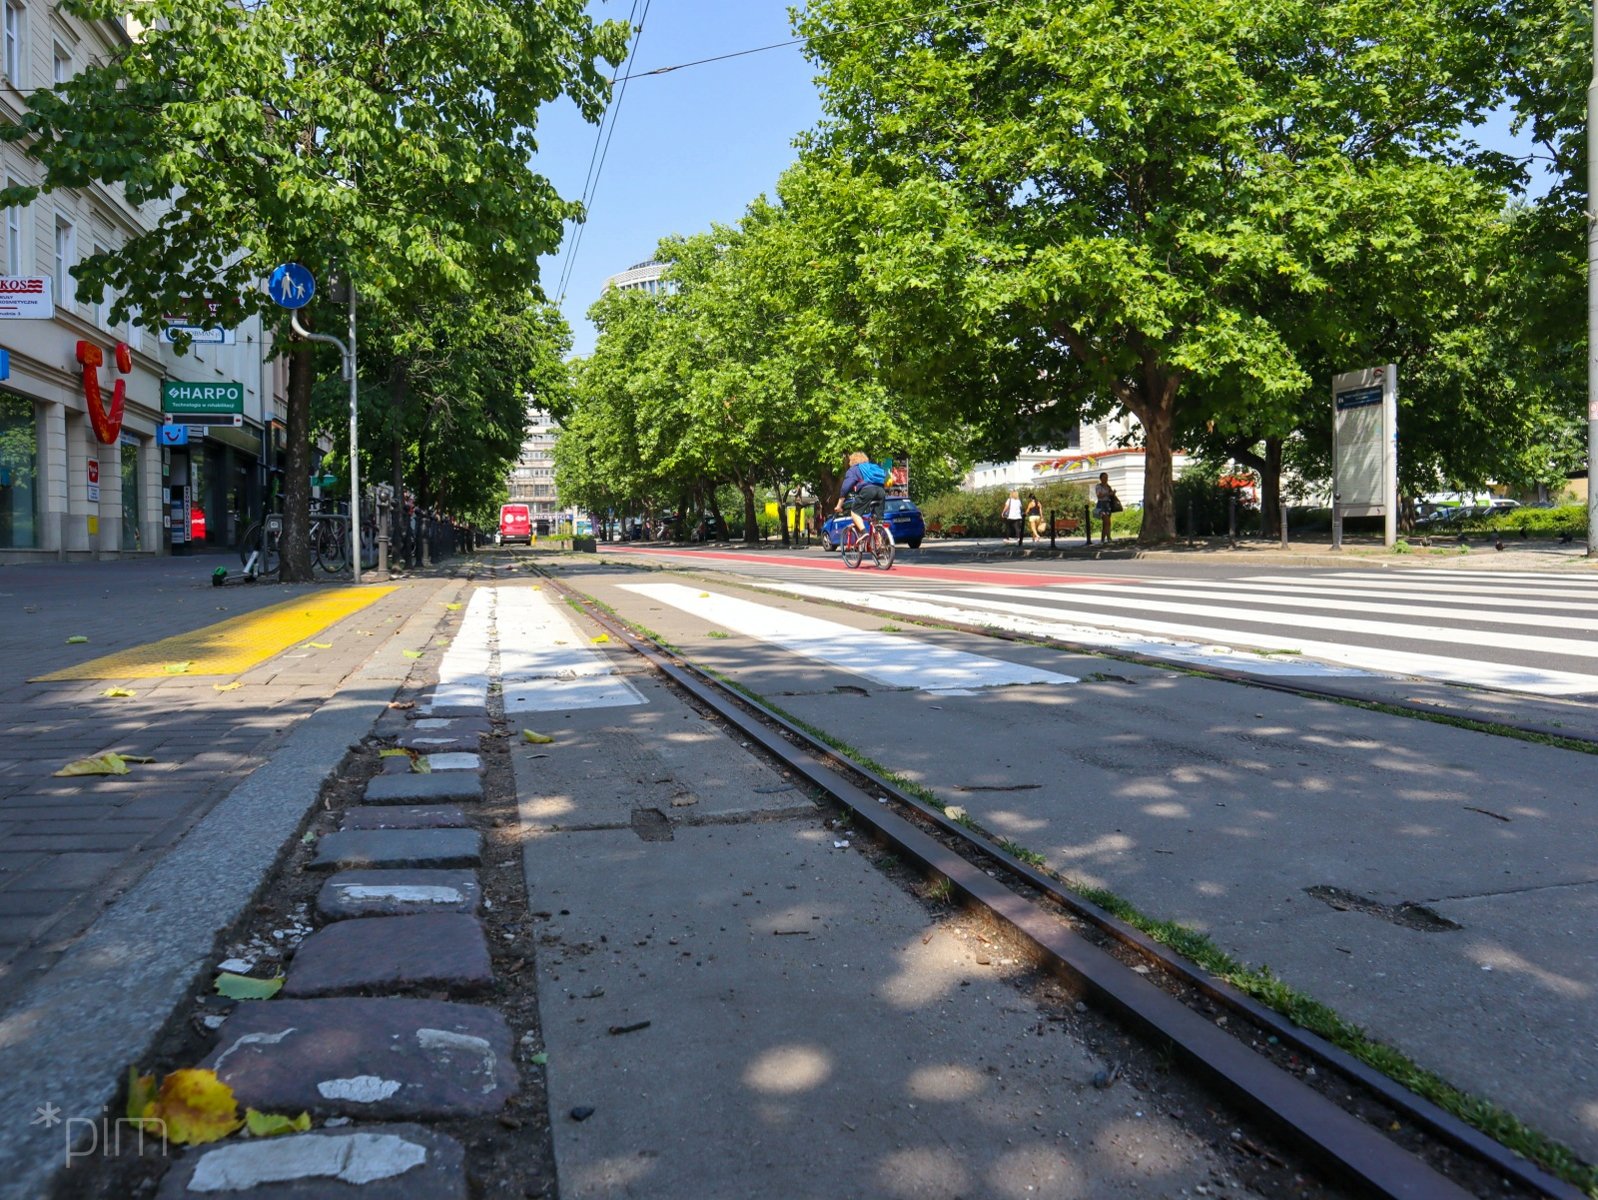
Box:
[709,628,1598,1159]
[284,914,492,996]
[341,805,469,830]
[522,821,1259,1200]
[315,870,482,920]
[154,1124,467,1199]
[310,830,481,871]
[512,685,818,831]
[364,773,483,805]
[203,997,518,1119]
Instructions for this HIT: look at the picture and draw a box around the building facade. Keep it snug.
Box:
[505,406,562,525]
[603,260,667,296]
[964,411,1192,500]
[0,4,286,563]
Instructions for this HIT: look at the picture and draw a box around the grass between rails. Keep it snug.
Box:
[556,577,1598,1194]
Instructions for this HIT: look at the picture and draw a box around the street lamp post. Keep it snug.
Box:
[1589,0,1597,556]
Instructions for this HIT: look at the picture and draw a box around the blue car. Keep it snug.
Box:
[823,497,925,550]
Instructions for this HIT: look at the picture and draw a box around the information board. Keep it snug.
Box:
[1331,364,1398,546]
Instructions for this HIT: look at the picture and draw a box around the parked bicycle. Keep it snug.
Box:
[237,514,283,579]
[840,511,895,570]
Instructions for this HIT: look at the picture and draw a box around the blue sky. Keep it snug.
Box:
[534,1,823,357]
[533,2,1547,359]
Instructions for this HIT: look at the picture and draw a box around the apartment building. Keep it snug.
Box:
[0,3,286,562]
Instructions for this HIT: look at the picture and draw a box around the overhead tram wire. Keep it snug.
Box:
[552,0,999,309]
[553,0,653,310]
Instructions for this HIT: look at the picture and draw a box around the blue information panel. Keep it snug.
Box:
[268,263,316,310]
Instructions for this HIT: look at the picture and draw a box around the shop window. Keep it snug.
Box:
[0,392,37,548]
[120,434,140,551]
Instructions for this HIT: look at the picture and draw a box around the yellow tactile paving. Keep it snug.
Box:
[33,587,396,681]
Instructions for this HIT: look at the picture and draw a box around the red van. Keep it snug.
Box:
[498,503,532,545]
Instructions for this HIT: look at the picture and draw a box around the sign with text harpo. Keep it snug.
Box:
[161,380,243,415]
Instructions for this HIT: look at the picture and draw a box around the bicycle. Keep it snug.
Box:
[237,514,283,579]
[840,511,895,570]
[311,511,350,574]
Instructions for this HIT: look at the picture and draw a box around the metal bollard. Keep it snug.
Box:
[1279,497,1289,550]
[1084,502,1092,546]
[421,516,432,567]
[1049,509,1057,550]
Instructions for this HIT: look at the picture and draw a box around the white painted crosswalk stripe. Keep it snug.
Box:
[621,581,1079,692]
[965,585,1598,662]
[1247,573,1598,601]
[1215,577,1598,612]
[1061,580,1598,631]
[497,587,645,713]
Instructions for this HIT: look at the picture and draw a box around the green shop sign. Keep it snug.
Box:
[161,380,243,415]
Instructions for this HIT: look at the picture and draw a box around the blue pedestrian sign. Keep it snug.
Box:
[158,425,189,447]
[268,263,315,310]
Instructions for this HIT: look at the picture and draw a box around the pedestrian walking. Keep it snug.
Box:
[1002,490,1023,540]
[1025,494,1045,544]
[1094,472,1121,543]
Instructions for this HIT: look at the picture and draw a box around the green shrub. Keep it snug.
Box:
[920,482,1092,538]
[1455,504,1587,537]
[1174,468,1262,536]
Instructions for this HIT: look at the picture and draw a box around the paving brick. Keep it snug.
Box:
[395,730,488,754]
[284,914,493,997]
[0,889,78,916]
[155,1124,467,1199]
[315,870,482,920]
[309,830,481,871]
[0,856,123,894]
[363,774,483,805]
[419,753,480,772]
[203,998,518,1119]
[342,806,469,831]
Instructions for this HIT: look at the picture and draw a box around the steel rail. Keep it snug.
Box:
[538,572,1586,1200]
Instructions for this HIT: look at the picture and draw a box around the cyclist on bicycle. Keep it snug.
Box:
[834,452,888,536]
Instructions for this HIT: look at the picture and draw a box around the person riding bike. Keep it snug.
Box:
[834,452,888,537]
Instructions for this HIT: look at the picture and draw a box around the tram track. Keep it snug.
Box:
[537,565,1588,1200]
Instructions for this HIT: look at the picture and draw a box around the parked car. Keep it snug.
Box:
[822,497,926,550]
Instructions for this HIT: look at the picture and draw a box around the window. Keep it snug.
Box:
[53,218,74,302]
[51,43,67,86]
[2,2,21,85]
[4,179,20,273]
[126,301,140,346]
[92,241,109,327]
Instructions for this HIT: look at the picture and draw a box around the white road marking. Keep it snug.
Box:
[496,586,644,713]
[1244,573,1598,602]
[1055,580,1598,632]
[1184,576,1598,613]
[876,588,1598,695]
[621,582,1079,692]
[969,585,1598,662]
[760,581,1370,679]
[425,588,494,712]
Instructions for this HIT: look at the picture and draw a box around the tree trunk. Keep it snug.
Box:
[280,337,315,582]
[741,481,758,544]
[1126,370,1178,543]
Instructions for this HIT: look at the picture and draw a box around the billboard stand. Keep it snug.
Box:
[1331,365,1398,550]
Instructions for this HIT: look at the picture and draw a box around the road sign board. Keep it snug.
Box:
[268,263,315,310]
[87,458,100,503]
[0,348,9,380]
[157,425,189,447]
[162,380,243,415]
[160,324,235,346]
[0,277,54,319]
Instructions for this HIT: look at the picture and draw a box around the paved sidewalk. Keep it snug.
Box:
[0,558,440,1002]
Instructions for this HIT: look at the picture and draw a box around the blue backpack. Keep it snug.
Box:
[858,462,888,486]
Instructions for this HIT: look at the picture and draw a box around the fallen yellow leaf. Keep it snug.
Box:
[101,687,136,698]
[378,748,410,758]
[245,1108,311,1138]
[591,634,610,644]
[66,635,88,644]
[126,1067,157,1122]
[55,753,131,777]
[213,682,242,692]
[522,730,554,745]
[141,1069,243,1145]
[442,602,462,611]
[304,642,332,650]
[164,662,191,675]
[402,650,423,659]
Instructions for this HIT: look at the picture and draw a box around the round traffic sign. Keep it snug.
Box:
[268,263,316,310]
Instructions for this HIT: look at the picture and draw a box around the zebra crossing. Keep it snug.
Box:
[748,566,1598,696]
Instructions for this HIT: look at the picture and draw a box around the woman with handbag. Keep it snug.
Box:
[1093,472,1121,543]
